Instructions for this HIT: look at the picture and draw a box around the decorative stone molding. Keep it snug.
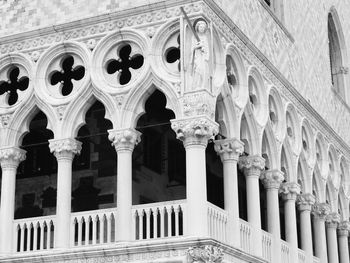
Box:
[49,138,82,160]
[312,202,330,220]
[339,66,349,75]
[279,182,301,201]
[171,116,219,147]
[326,213,341,228]
[214,138,244,162]
[187,245,224,263]
[0,147,26,169]
[0,114,11,127]
[260,169,284,189]
[181,91,216,119]
[108,128,141,152]
[297,193,316,211]
[337,221,350,236]
[238,155,265,178]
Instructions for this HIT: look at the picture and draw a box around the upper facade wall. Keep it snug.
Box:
[213,0,350,146]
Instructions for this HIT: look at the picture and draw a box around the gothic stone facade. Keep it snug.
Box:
[0,0,350,263]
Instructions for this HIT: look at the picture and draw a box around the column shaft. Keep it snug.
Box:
[246,175,261,228]
[266,188,280,236]
[297,194,315,256]
[312,203,330,263]
[116,150,133,240]
[338,222,350,263]
[0,147,25,254]
[284,199,297,247]
[326,226,339,263]
[186,144,208,236]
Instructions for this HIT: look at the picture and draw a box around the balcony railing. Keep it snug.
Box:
[132,199,186,240]
[313,256,321,263]
[207,202,227,243]
[298,248,306,263]
[261,230,272,262]
[14,215,56,253]
[280,240,290,263]
[71,208,117,247]
[239,219,252,253]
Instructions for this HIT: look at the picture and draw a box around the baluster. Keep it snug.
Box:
[167,206,172,237]
[153,208,158,238]
[25,224,31,251]
[140,210,144,240]
[160,208,165,238]
[40,223,44,250]
[71,219,76,247]
[146,210,151,239]
[175,206,179,236]
[33,223,38,251]
[133,211,138,240]
[92,216,97,245]
[20,224,25,252]
[100,215,105,244]
[78,217,83,246]
[84,217,89,245]
[107,214,111,243]
[47,223,52,249]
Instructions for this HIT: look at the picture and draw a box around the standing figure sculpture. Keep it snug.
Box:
[190,19,210,91]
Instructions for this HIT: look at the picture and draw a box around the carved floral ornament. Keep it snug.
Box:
[238,155,265,175]
[214,138,244,161]
[279,182,301,200]
[108,128,141,151]
[261,169,284,189]
[48,138,82,157]
[187,245,224,263]
[312,202,331,219]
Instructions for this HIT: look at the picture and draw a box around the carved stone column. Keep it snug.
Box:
[187,245,224,263]
[214,138,244,247]
[49,138,82,249]
[337,221,350,263]
[238,155,265,257]
[171,116,218,237]
[261,169,284,238]
[109,128,141,241]
[326,213,340,263]
[297,193,315,256]
[312,202,330,263]
[280,182,300,249]
[0,147,26,254]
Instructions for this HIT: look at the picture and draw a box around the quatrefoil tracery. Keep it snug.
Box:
[106,44,144,85]
[0,66,29,106]
[50,55,85,96]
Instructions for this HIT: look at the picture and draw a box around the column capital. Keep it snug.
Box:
[108,128,141,152]
[326,213,340,228]
[280,182,300,200]
[312,202,330,219]
[297,193,316,211]
[187,245,224,263]
[49,138,82,160]
[337,221,350,236]
[261,169,284,189]
[214,138,244,162]
[238,155,265,178]
[0,146,26,169]
[171,116,218,147]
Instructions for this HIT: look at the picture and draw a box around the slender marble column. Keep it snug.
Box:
[238,155,265,256]
[297,193,315,256]
[49,138,82,249]
[214,138,244,247]
[337,221,350,263]
[312,202,330,263]
[172,116,218,237]
[326,213,340,263]
[109,128,141,241]
[0,147,26,254]
[261,170,284,237]
[280,182,300,248]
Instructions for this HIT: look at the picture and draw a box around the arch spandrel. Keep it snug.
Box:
[327,144,341,189]
[281,142,298,183]
[262,125,281,170]
[240,108,261,155]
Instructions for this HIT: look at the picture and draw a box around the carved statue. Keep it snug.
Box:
[190,19,210,91]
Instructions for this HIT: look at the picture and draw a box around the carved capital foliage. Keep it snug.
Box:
[49,138,82,160]
[171,116,218,147]
[337,221,350,236]
[312,202,330,219]
[238,155,265,177]
[326,213,341,228]
[279,182,300,200]
[261,169,284,190]
[297,193,316,211]
[187,245,224,263]
[108,128,141,152]
[214,138,244,162]
[0,147,26,169]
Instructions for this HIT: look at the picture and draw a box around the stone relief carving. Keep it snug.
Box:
[0,114,11,127]
[187,245,224,263]
[181,91,215,119]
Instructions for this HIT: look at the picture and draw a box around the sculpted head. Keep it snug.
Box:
[194,19,208,34]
